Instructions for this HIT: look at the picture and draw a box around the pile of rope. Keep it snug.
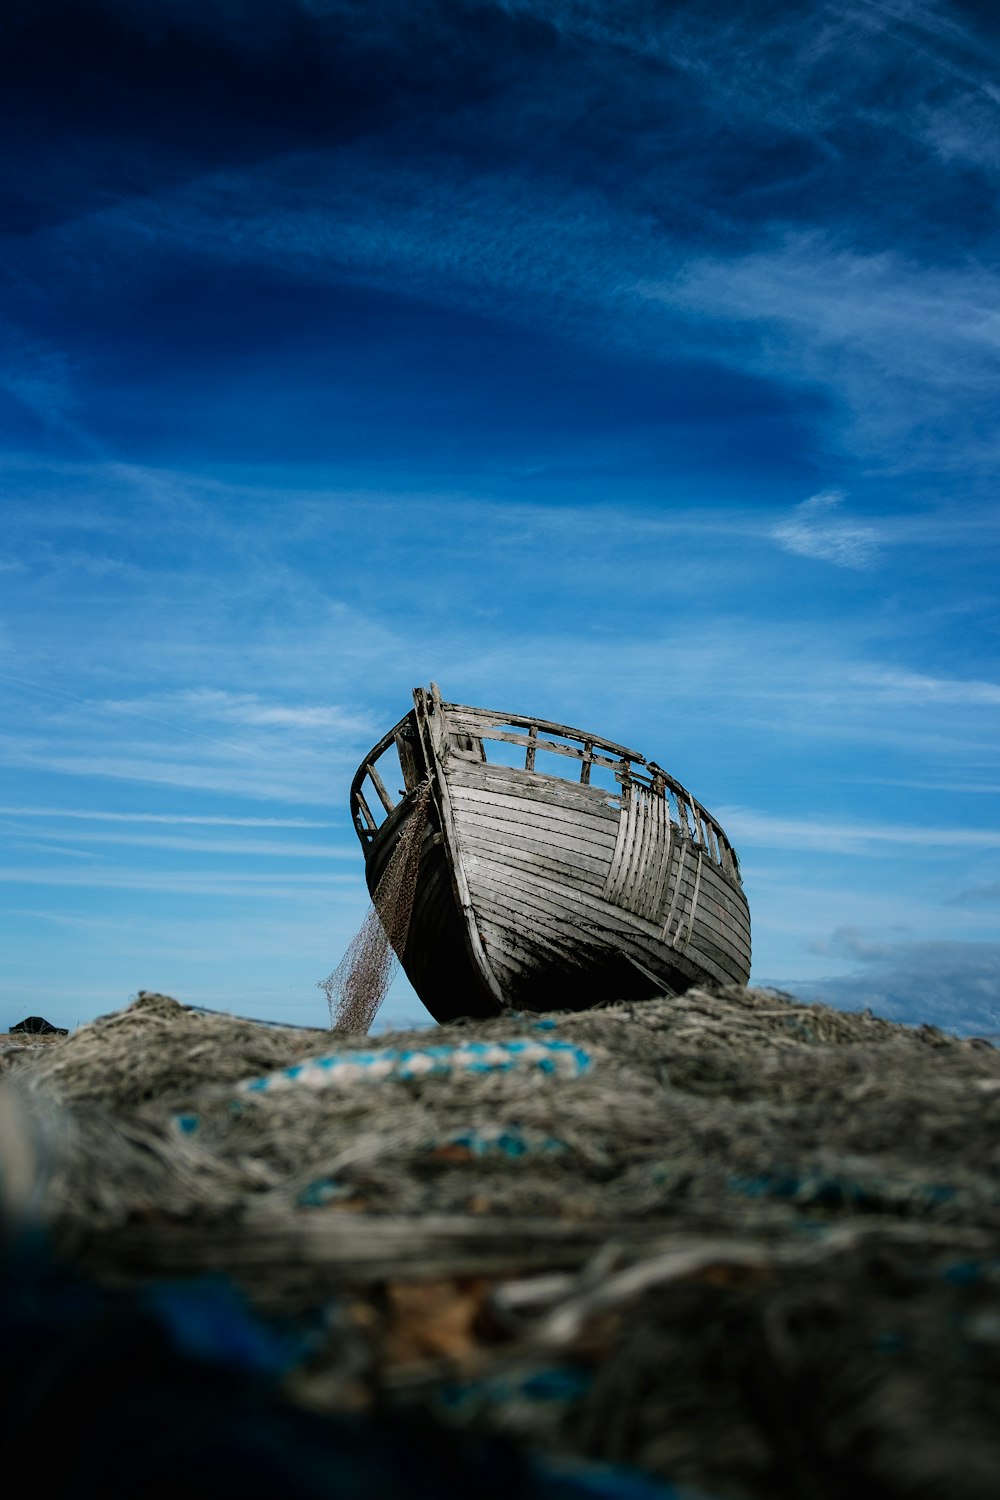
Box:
[3,985,999,1499]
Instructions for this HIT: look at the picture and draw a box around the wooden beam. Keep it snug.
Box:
[366,760,395,815]
[355,792,377,832]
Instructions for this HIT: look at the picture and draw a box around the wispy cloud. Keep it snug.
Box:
[0,735,350,804]
[0,317,101,453]
[100,689,374,735]
[0,805,338,826]
[2,827,354,858]
[0,866,356,897]
[719,808,1000,855]
[784,927,1000,1036]
[952,882,1000,905]
[772,491,881,568]
[12,0,1000,475]
[851,670,1000,707]
[642,236,1000,468]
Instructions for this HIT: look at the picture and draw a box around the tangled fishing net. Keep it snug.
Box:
[318,781,432,1033]
[3,984,999,1499]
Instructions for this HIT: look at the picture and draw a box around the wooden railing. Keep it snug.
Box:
[445,706,742,884]
[349,697,742,886]
[349,712,413,844]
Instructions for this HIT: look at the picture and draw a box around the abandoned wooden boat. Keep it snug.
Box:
[350,685,751,1024]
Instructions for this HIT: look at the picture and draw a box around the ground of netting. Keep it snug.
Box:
[2,987,998,1500]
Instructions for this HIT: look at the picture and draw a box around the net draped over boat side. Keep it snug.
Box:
[319,781,432,1034]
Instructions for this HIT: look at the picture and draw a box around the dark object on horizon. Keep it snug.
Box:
[350,685,751,1024]
[9,1016,68,1036]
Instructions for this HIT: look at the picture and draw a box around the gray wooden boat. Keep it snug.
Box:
[350,685,751,1023]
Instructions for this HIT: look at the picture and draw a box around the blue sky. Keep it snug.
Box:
[2,0,999,1036]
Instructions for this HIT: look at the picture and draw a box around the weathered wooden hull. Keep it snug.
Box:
[351,687,751,1024]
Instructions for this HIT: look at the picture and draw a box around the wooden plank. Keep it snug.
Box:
[684,924,748,981]
[450,778,618,830]
[648,794,674,919]
[476,906,580,985]
[660,837,689,946]
[697,853,751,901]
[452,801,620,857]
[477,917,560,979]
[466,855,677,951]
[481,871,739,990]
[677,847,705,952]
[449,772,621,825]
[355,791,378,833]
[686,867,752,952]
[677,946,731,986]
[471,868,597,938]
[686,919,752,976]
[451,804,620,861]
[454,804,617,865]
[425,697,744,880]
[455,801,615,856]
[448,758,622,811]
[450,763,743,897]
[681,884,748,944]
[455,834,605,888]
[473,928,526,986]
[474,894,611,975]
[449,709,727,848]
[394,727,422,791]
[603,783,636,911]
[696,857,752,914]
[474,729,624,775]
[443,704,645,763]
[467,842,706,938]
[465,860,617,945]
[366,760,395,815]
[687,897,751,955]
[474,884,611,964]
[413,687,507,1009]
[620,786,672,922]
[448,755,611,797]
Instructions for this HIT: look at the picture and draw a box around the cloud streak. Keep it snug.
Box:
[0,805,338,826]
[8,3,1000,474]
[1,827,354,858]
[786,927,1000,1037]
[772,491,881,568]
[718,809,1000,855]
[0,866,356,897]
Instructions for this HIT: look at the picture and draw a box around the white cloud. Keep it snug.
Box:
[4,827,355,858]
[7,1,1000,483]
[772,491,881,568]
[102,689,374,735]
[718,807,1000,854]
[0,806,338,826]
[0,866,356,897]
[852,669,1000,707]
[784,930,1000,1037]
[0,734,353,804]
